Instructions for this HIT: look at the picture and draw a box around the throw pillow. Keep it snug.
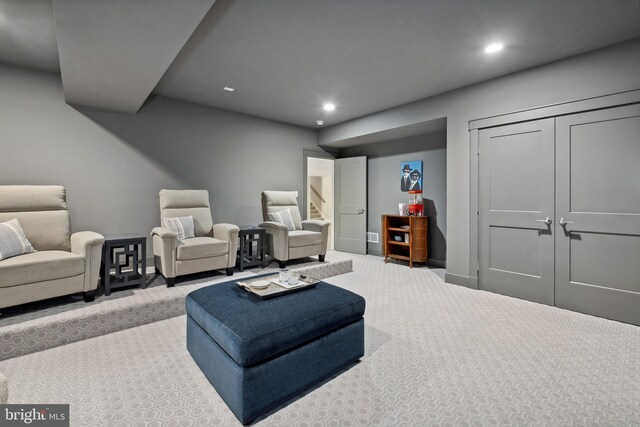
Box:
[268,209,297,231]
[0,218,36,261]
[163,216,195,240]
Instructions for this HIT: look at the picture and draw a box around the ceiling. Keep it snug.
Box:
[1,0,640,128]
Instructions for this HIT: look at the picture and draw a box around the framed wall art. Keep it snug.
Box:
[400,160,422,192]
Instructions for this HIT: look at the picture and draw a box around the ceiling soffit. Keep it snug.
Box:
[52,0,216,113]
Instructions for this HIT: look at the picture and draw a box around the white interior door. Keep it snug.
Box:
[334,156,367,254]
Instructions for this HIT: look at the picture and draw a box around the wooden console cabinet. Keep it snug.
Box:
[382,215,428,268]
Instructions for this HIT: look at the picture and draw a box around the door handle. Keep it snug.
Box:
[558,218,574,226]
[535,217,552,225]
[357,209,365,214]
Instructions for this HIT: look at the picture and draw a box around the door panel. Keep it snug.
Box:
[569,116,640,214]
[337,214,364,240]
[489,227,542,277]
[488,131,544,212]
[479,119,555,305]
[334,156,367,254]
[569,232,640,293]
[555,104,640,325]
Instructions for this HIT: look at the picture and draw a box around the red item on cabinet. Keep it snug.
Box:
[408,190,424,216]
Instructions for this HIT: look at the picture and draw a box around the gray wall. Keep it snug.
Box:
[319,38,640,283]
[339,131,446,263]
[4,37,640,280]
[0,63,320,255]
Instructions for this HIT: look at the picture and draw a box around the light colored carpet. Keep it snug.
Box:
[0,252,353,361]
[0,253,638,426]
[0,252,354,326]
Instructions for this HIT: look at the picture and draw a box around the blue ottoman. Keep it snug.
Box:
[185,279,366,425]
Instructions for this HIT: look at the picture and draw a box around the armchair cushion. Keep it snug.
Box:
[0,218,36,261]
[0,251,84,288]
[261,191,303,230]
[0,185,71,251]
[288,230,323,248]
[267,209,297,230]
[163,216,195,240]
[177,237,228,261]
[160,190,213,237]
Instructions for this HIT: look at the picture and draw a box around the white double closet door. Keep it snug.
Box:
[478,104,640,325]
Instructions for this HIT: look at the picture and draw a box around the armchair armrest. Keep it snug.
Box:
[212,223,240,242]
[71,231,105,292]
[151,227,177,239]
[213,223,240,268]
[258,221,289,232]
[301,220,330,232]
[301,220,331,255]
[258,221,290,261]
[151,227,177,278]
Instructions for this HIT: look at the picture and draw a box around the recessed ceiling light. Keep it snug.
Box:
[223,86,235,92]
[316,120,325,126]
[484,43,503,54]
[323,103,335,112]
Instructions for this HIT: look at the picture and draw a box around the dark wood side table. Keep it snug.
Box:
[101,234,146,296]
[237,226,266,271]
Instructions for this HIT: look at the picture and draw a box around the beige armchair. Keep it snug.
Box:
[0,185,104,309]
[259,191,330,268]
[151,190,239,286]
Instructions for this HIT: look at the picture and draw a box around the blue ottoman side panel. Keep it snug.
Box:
[187,315,245,418]
[186,282,365,367]
[187,314,364,425]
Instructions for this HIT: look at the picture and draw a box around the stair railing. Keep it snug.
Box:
[309,184,328,220]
